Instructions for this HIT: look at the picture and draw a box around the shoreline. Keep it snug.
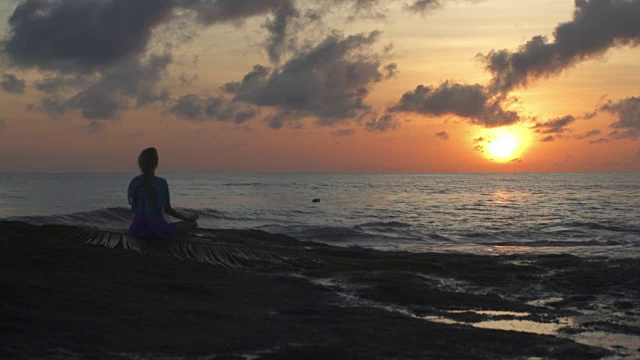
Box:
[1,221,638,359]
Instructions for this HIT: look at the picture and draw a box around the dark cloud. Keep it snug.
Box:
[600,97,640,139]
[407,0,443,12]
[365,114,400,132]
[383,63,398,79]
[532,115,576,134]
[187,0,288,25]
[3,0,176,71]
[334,128,356,136]
[178,72,199,86]
[264,0,298,63]
[589,137,611,144]
[265,110,301,129]
[540,135,555,142]
[170,94,257,124]
[574,129,602,139]
[2,0,294,72]
[480,0,640,94]
[0,0,483,128]
[225,31,392,124]
[389,81,520,127]
[327,0,460,16]
[435,131,449,140]
[0,118,5,130]
[36,54,172,121]
[0,73,26,94]
[34,75,85,94]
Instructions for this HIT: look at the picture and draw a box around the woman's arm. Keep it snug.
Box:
[165,200,198,221]
[163,178,198,221]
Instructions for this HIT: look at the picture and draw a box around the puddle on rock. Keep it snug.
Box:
[570,331,640,354]
[306,275,640,356]
[447,310,530,317]
[526,297,564,308]
[473,319,570,335]
[417,310,569,336]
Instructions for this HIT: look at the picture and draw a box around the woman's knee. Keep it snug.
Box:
[175,220,197,235]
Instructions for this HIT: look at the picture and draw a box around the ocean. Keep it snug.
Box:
[2,172,639,258]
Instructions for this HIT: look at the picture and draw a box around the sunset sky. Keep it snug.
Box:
[0,0,639,172]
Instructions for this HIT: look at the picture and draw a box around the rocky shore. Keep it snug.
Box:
[1,221,639,359]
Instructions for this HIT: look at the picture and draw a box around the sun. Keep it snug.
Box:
[487,134,518,160]
[479,127,530,162]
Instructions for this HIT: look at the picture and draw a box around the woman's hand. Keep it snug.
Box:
[186,212,199,222]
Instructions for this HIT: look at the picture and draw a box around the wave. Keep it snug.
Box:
[7,207,639,257]
[356,221,412,229]
[0,193,25,199]
[285,225,367,242]
[486,239,625,248]
[539,221,638,233]
[221,182,267,187]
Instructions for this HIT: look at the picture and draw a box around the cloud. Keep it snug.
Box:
[365,114,400,132]
[435,131,449,140]
[0,118,5,130]
[0,73,26,94]
[36,54,172,121]
[178,72,199,86]
[3,0,176,71]
[589,137,610,144]
[407,0,443,13]
[334,128,355,136]
[531,115,576,134]
[574,129,601,139]
[187,0,288,25]
[383,63,398,79]
[600,97,640,139]
[540,135,555,142]
[480,0,640,94]
[389,81,520,127]
[224,31,393,124]
[264,110,301,129]
[264,0,298,63]
[170,94,257,124]
[327,0,463,16]
[2,0,294,72]
[0,0,483,129]
[34,76,85,94]
[0,0,303,127]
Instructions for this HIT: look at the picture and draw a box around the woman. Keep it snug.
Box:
[128,147,198,238]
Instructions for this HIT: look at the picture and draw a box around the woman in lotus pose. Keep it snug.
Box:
[128,147,198,238]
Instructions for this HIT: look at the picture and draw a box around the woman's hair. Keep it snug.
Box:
[138,147,158,177]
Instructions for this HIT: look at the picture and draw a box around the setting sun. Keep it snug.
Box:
[477,127,531,163]
[487,135,518,160]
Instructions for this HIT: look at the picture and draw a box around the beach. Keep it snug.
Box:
[2,220,639,359]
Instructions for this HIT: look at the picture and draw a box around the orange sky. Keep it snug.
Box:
[0,0,639,172]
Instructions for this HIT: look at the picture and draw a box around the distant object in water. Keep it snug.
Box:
[312,198,321,203]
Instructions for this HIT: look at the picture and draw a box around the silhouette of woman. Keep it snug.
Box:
[128,147,198,238]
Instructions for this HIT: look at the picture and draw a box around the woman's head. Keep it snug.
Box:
[138,147,158,175]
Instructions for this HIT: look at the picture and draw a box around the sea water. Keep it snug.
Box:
[1,172,639,257]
